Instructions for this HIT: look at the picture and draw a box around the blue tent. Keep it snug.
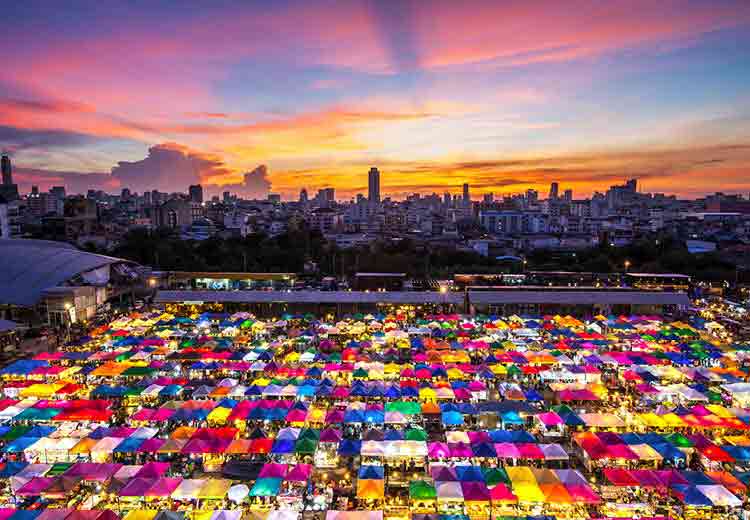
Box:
[442,411,464,426]
[456,466,484,482]
[338,439,361,456]
[271,439,295,454]
[359,465,385,479]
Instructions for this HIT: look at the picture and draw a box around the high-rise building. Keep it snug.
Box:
[299,189,308,203]
[0,153,19,201]
[188,184,204,203]
[368,167,381,203]
[1,153,12,185]
[463,183,470,204]
[443,192,451,206]
[526,189,538,204]
[563,189,573,202]
[549,182,559,200]
[483,193,494,204]
[316,188,335,205]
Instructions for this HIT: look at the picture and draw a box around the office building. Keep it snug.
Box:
[0,153,19,201]
[463,183,470,204]
[549,182,559,200]
[188,184,204,203]
[368,167,380,203]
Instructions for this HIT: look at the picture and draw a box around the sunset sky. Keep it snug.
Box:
[1,0,749,199]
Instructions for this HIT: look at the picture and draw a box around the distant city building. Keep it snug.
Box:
[188,184,204,203]
[563,189,573,202]
[0,196,9,239]
[0,153,19,201]
[549,182,559,200]
[315,188,335,207]
[299,188,308,203]
[368,167,381,203]
[1,153,12,186]
[268,193,281,203]
[463,183,470,204]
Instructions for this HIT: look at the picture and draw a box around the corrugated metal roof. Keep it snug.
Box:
[0,239,127,306]
[154,290,463,305]
[468,290,690,306]
[154,289,688,307]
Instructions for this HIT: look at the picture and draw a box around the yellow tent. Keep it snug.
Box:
[123,511,158,520]
[357,479,385,500]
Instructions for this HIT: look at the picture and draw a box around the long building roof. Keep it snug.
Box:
[0,239,128,306]
[467,290,690,306]
[154,289,689,306]
[155,290,464,305]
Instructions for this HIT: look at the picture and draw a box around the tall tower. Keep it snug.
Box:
[549,182,559,200]
[368,167,380,203]
[1,153,12,186]
[463,183,470,204]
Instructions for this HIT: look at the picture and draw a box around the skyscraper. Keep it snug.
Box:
[188,184,204,203]
[299,188,308,203]
[563,189,573,202]
[0,153,18,201]
[549,182,559,200]
[1,153,11,185]
[368,167,380,203]
[463,183,470,204]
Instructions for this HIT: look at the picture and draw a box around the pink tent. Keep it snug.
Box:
[145,477,183,496]
[494,443,521,459]
[461,481,490,501]
[428,442,450,458]
[537,412,564,426]
[259,463,288,479]
[134,462,170,478]
[16,477,55,496]
[286,464,312,482]
[489,484,517,503]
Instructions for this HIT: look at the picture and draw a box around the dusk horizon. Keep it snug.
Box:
[1,0,750,199]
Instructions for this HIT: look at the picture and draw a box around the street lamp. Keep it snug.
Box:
[624,260,631,272]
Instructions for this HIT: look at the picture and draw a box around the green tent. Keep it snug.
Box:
[353,368,369,378]
[385,401,421,415]
[506,365,522,377]
[47,462,74,476]
[409,480,436,500]
[482,467,509,487]
[664,432,693,448]
[404,428,428,441]
[295,438,318,454]
[2,425,31,441]
[298,428,320,441]
[250,477,282,497]
[122,366,155,377]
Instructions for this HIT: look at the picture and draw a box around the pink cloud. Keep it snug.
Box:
[409,0,750,69]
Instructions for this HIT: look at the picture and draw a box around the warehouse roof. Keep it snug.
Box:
[154,288,688,307]
[0,239,128,306]
[468,289,690,306]
[154,290,463,305]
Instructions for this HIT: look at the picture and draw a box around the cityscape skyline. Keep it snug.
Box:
[1,1,750,199]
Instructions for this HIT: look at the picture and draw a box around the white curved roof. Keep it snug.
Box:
[0,239,129,306]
